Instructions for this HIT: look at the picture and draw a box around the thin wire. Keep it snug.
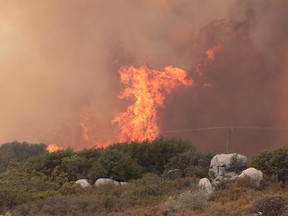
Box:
[160,126,288,134]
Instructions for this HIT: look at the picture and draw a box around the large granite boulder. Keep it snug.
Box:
[209,153,247,180]
[76,179,92,189]
[238,167,263,185]
[94,178,120,186]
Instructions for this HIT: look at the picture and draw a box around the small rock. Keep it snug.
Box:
[94,178,120,186]
[76,179,92,189]
[198,177,213,195]
[238,167,263,185]
[119,182,129,185]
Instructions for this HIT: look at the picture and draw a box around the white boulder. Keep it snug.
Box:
[75,179,91,189]
[198,178,213,194]
[209,153,247,180]
[94,178,120,186]
[238,167,263,185]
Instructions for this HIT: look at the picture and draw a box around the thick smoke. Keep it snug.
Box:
[0,0,287,154]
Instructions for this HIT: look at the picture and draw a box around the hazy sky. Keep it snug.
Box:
[1,0,288,154]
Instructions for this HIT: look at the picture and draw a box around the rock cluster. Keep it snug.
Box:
[76,178,129,189]
[209,153,247,180]
[198,153,263,195]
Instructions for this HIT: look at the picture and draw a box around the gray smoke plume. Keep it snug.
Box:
[0,0,287,154]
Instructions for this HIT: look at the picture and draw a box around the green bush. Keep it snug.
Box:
[88,149,143,183]
[0,162,52,213]
[0,142,47,172]
[109,137,195,173]
[30,149,75,176]
[58,155,87,181]
[58,182,84,195]
[28,146,143,186]
[250,146,288,182]
[166,151,215,178]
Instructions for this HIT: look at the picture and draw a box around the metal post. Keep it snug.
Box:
[226,127,232,153]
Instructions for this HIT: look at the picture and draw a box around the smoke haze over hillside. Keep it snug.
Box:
[1,0,288,154]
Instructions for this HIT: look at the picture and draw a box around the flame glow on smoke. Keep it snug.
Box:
[47,143,63,153]
[1,1,288,155]
[206,43,221,61]
[112,65,193,142]
[80,113,90,145]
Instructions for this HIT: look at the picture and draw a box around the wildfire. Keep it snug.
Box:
[112,65,193,143]
[44,46,221,149]
[195,43,222,88]
[206,43,221,61]
[80,113,89,144]
[47,143,63,153]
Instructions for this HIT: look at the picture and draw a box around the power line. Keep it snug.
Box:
[160,125,288,153]
[160,126,288,134]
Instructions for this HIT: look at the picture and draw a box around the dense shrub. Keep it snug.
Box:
[109,137,195,173]
[27,137,195,184]
[58,154,87,181]
[2,139,288,215]
[29,148,143,184]
[0,142,47,172]
[77,148,103,173]
[166,150,215,178]
[249,195,288,216]
[0,162,54,213]
[58,182,84,195]
[147,137,194,173]
[30,149,75,176]
[250,146,288,182]
[87,149,143,183]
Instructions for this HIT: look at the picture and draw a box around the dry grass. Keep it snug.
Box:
[13,174,288,216]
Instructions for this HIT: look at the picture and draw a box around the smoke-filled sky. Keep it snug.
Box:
[1,0,288,154]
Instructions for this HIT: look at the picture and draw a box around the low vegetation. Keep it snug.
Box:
[0,139,287,215]
[250,146,288,183]
[249,195,288,216]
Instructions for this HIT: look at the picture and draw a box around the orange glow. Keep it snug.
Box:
[47,143,63,153]
[202,83,213,88]
[80,113,89,143]
[196,63,204,76]
[195,43,221,88]
[206,43,221,61]
[112,65,193,143]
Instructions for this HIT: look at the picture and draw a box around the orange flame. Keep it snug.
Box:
[206,43,221,61]
[47,143,63,153]
[195,43,222,89]
[112,65,193,143]
[80,114,89,143]
[196,43,221,77]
